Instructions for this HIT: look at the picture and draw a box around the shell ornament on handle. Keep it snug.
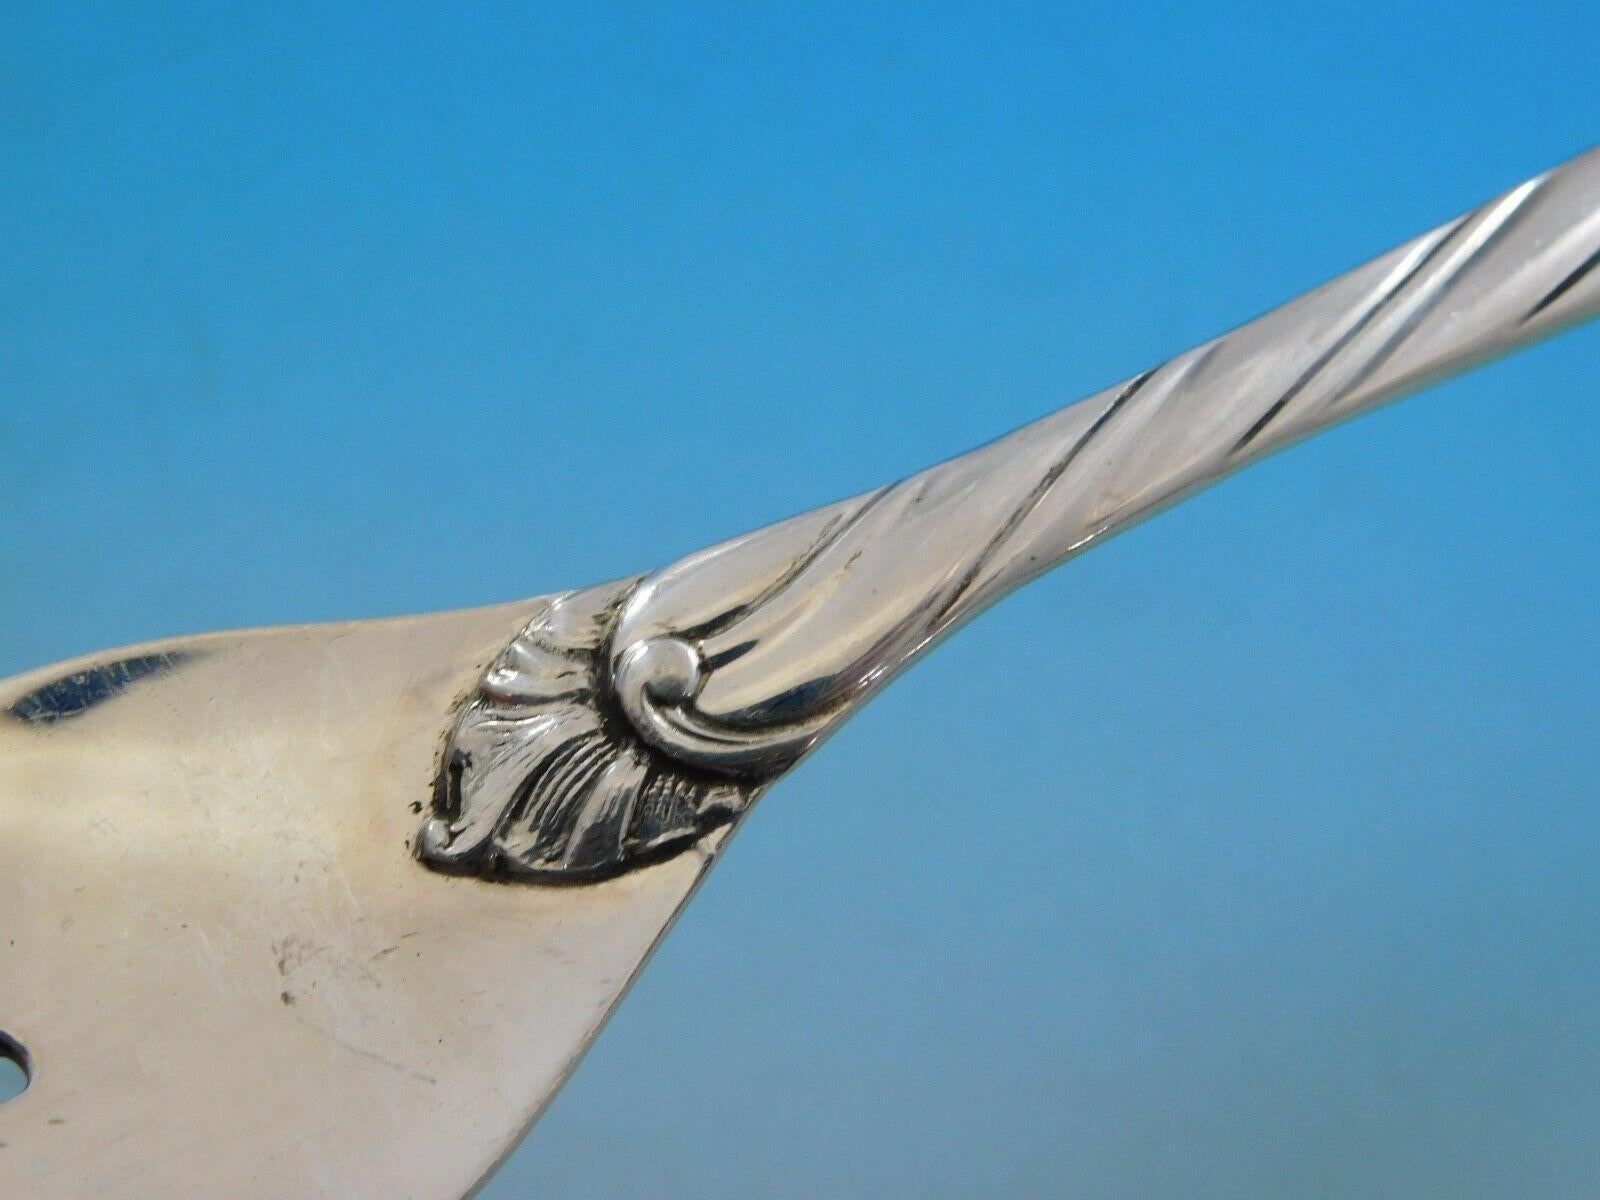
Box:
[420,146,1600,882]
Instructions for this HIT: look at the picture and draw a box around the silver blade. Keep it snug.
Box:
[0,604,723,1199]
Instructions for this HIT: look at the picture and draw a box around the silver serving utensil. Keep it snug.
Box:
[3,145,1598,1199]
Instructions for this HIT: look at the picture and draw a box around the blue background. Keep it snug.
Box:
[4,5,1599,1197]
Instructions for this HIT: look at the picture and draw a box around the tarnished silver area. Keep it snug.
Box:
[423,146,1600,885]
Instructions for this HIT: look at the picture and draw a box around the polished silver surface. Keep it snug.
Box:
[422,144,1600,884]
[1,145,1598,1197]
[0,608,731,1198]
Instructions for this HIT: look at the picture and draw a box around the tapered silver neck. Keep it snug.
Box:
[422,145,1600,881]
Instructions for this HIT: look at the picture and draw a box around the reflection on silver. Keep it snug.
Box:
[6,651,197,726]
[424,145,1600,883]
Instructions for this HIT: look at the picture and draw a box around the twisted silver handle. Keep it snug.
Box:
[612,146,1600,773]
[424,145,1600,880]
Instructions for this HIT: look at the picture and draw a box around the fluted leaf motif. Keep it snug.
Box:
[418,581,755,880]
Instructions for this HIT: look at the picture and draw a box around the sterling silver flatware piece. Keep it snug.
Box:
[2,144,1599,1199]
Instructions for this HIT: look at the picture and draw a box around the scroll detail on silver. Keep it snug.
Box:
[417,581,766,881]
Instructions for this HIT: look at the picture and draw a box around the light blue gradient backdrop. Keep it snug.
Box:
[4,5,1599,1197]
